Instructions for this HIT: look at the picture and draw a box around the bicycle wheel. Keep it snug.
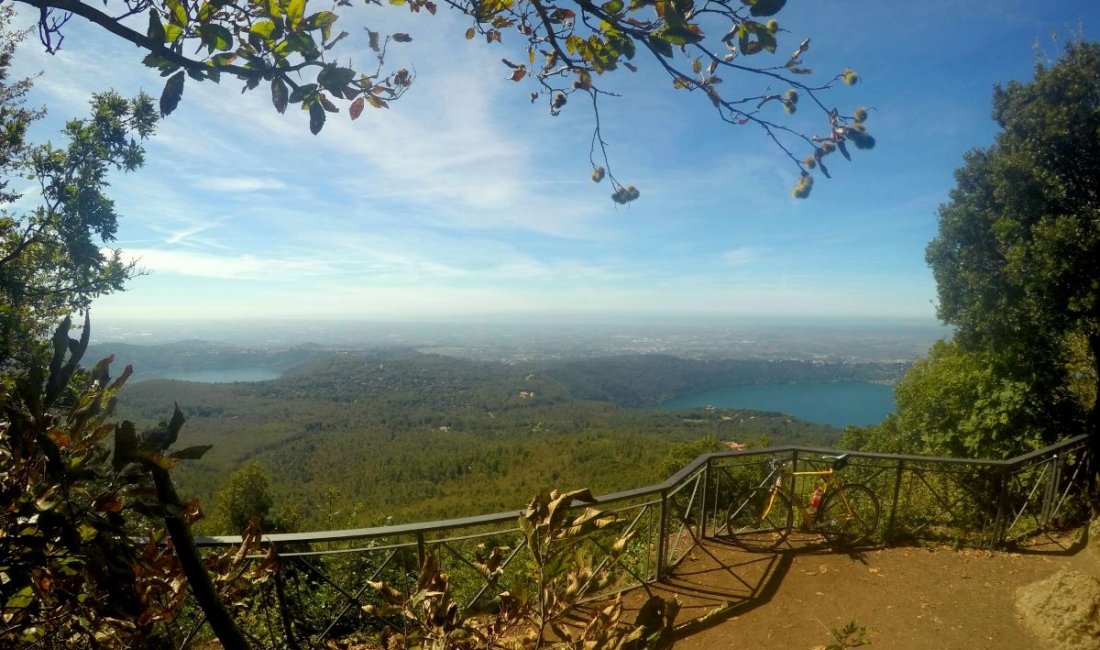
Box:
[725,487,792,552]
[818,483,879,548]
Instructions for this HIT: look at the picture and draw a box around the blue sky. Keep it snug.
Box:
[8,1,1099,323]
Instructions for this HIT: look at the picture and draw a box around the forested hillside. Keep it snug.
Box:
[85,341,324,377]
[111,348,854,531]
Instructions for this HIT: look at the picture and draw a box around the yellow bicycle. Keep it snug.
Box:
[725,454,880,551]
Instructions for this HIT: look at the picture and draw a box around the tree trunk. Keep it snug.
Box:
[1088,332,1100,506]
[149,464,250,650]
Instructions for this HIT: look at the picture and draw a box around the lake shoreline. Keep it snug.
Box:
[657,380,896,429]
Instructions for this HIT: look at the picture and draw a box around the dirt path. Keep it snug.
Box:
[622,532,1094,649]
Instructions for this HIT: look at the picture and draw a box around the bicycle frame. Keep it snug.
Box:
[726,454,881,550]
[761,459,862,525]
[760,463,844,524]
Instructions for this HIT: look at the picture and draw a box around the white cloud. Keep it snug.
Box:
[124,248,325,280]
[721,246,768,266]
[194,177,287,193]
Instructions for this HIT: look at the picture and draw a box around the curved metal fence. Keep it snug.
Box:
[172,434,1090,648]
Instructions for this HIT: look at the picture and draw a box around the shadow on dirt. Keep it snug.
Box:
[619,526,1082,644]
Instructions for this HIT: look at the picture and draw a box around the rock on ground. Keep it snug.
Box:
[1015,569,1100,650]
[1091,517,1100,562]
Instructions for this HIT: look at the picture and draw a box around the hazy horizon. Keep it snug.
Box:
[86,315,951,363]
[13,2,1094,325]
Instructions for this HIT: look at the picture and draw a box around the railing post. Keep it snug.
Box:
[886,459,905,540]
[1041,454,1063,527]
[991,467,1011,548]
[416,531,426,569]
[790,449,800,502]
[699,457,711,539]
[656,489,668,580]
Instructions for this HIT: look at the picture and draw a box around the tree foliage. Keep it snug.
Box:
[17,0,874,198]
[842,340,1078,459]
[926,41,1100,450]
[654,434,721,480]
[0,316,186,646]
[208,461,276,533]
[0,315,280,648]
[0,10,157,370]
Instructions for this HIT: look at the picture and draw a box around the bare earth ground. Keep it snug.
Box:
[619,530,1096,650]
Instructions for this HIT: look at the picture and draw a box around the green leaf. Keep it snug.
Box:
[210,52,238,67]
[661,26,702,46]
[309,101,326,134]
[77,521,98,542]
[279,32,319,58]
[308,11,338,29]
[141,52,177,73]
[271,76,289,113]
[170,445,214,460]
[662,2,689,31]
[749,0,786,17]
[317,63,356,92]
[758,29,777,53]
[113,421,140,471]
[199,23,233,52]
[737,24,764,55]
[287,0,306,29]
[167,403,186,445]
[266,0,282,18]
[648,34,673,58]
[162,23,182,43]
[251,19,277,39]
[606,29,635,60]
[5,586,34,610]
[602,0,624,12]
[308,10,338,41]
[159,70,185,116]
[165,0,188,26]
[288,82,317,103]
[147,8,166,44]
[35,486,59,511]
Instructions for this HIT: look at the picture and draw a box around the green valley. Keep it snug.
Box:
[106,346,901,532]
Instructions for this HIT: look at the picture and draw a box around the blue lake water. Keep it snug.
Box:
[657,381,896,428]
[138,368,282,383]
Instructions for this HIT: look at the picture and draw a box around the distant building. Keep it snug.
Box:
[724,441,746,451]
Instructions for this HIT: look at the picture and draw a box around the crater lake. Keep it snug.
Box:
[658,381,896,428]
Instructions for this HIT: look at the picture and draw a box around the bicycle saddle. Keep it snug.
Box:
[830,454,850,471]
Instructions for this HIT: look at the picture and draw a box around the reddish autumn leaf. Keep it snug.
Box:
[349,96,365,120]
[93,493,124,513]
[183,499,204,524]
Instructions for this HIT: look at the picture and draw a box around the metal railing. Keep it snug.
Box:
[172,434,1091,647]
